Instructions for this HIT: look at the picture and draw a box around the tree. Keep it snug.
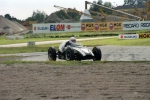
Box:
[4,14,22,22]
[103,2,113,14]
[4,14,12,20]
[54,8,80,21]
[55,10,67,20]
[124,0,146,5]
[89,0,113,15]
[103,2,113,8]
[26,10,48,23]
[97,0,103,5]
[89,0,100,12]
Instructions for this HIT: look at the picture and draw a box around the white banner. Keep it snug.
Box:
[33,23,81,34]
[118,34,139,39]
[6,36,24,40]
[123,21,150,30]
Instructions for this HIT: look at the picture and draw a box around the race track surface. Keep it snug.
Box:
[0,46,150,61]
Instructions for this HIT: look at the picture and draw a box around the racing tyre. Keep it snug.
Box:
[77,53,82,61]
[48,47,56,61]
[92,47,102,61]
[65,48,75,61]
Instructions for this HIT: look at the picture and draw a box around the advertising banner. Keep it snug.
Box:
[81,22,123,32]
[118,34,139,39]
[123,21,150,31]
[108,22,123,31]
[99,22,108,31]
[33,21,150,33]
[33,23,81,34]
[6,36,24,40]
[81,23,95,32]
[139,34,150,38]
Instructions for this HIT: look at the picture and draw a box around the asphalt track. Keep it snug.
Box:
[0,36,150,61]
[0,46,150,61]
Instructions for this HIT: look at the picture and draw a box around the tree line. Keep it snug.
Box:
[3,0,145,23]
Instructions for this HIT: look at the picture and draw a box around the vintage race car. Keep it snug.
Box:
[48,41,102,61]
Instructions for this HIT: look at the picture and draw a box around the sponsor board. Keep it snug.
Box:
[6,36,24,40]
[33,21,150,33]
[110,22,122,31]
[65,23,81,32]
[99,22,108,31]
[81,23,95,32]
[123,21,150,30]
[94,23,99,31]
[139,34,150,38]
[50,24,65,31]
[81,22,122,32]
[28,41,35,46]
[33,24,49,34]
[100,22,123,31]
[33,23,81,34]
[119,34,139,39]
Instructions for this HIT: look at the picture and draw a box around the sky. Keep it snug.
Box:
[0,0,124,20]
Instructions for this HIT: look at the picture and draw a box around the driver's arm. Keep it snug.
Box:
[64,41,71,47]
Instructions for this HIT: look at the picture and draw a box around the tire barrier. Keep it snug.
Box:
[139,34,150,38]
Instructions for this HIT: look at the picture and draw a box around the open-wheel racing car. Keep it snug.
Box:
[48,41,102,61]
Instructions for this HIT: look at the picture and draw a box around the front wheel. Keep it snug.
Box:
[92,47,102,61]
[48,47,56,61]
[65,48,75,61]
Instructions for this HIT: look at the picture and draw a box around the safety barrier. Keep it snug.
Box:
[33,21,150,34]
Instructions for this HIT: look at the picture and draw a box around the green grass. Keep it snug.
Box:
[0,44,59,54]
[0,36,68,45]
[0,38,150,54]
[0,31,135,45]
[81,38,150,46]
[1,30,150,45]
[0,32,96,45]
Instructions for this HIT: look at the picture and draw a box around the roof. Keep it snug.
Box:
[43,13,61,23]
[115,4,145,9]
[60,19,74,23]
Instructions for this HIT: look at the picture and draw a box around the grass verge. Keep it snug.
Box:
[0,38,150,54]
[1,29,148,45]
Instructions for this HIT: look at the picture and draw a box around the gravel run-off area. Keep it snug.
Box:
[0,62,150,100]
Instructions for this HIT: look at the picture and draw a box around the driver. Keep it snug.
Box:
[59,37,77,53]
[65,37,76,47]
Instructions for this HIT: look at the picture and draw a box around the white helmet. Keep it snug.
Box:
[69,37,76,44]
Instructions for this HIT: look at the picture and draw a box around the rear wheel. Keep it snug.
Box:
[57,51,61,59]
[92,47,102,61]
[65,48,74,61]
[48,47,56,61]
[77,53,82,61]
